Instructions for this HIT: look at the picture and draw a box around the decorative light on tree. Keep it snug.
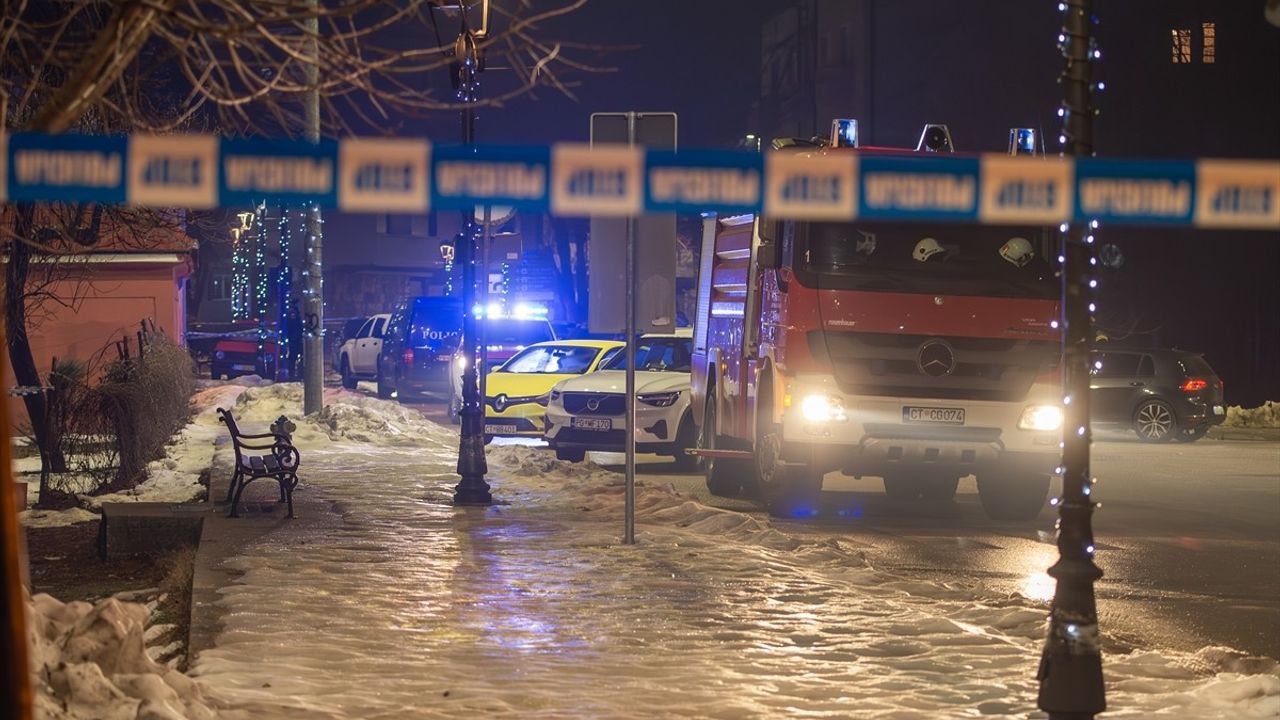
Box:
[253,201,269,319]
[277,205,294,377]
[231,211,255,320]
[253,202,269,368]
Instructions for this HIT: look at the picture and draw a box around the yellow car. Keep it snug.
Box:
[483,339,624,439]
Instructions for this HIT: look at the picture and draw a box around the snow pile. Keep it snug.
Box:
[229,383,455,450]
[28,593,219,720]
[20,384,251,529]
[1224,401,1280,428]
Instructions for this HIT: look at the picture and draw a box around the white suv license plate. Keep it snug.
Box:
[571,417,612,431]
[487,424,518,435]
[1212,405,1224,416]
[903,406,966,425]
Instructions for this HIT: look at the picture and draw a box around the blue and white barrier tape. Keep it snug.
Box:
[1,133,1277,229]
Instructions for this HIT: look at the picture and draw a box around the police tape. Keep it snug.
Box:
[1,133,1277,229]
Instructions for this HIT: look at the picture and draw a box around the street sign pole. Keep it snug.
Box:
[1038,1,1106,717]
[624,112,637,545]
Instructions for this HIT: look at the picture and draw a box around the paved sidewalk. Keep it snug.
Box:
[181,391,1280,720]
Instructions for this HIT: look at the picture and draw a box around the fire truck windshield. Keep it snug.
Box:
[796,221,1059,299]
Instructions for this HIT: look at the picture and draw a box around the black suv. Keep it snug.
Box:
[1089,348,1225,442]
[376,297,464,401]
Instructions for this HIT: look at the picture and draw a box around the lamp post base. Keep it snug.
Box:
[453,406,492,506]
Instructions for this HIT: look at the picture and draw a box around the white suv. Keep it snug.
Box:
[338,314,390,389]
[543,329,697,469]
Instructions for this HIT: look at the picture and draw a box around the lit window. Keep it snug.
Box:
[1202,22,1215,63]
[1171,28,1192,63]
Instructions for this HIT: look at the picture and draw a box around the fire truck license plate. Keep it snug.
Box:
[902,406,966,425]
[572,417,612,431]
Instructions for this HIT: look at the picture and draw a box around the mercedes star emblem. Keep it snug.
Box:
[917,340,957,377]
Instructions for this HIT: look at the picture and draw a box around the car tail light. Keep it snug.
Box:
[1180,378,1208,393]
[402,348,415,366]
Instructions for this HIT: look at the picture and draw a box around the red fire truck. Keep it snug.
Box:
[691,124,1064,519]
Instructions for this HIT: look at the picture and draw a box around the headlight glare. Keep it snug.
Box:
[1019,405,1064,431]
[800,393,847,423]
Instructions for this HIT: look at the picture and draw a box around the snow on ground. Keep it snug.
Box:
[1225,401,1280,428]
[18,379,262,529]
[175,389,1279,719]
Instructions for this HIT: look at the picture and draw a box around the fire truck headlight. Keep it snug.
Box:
[1019,405,1064,431]
[800,394,847,423]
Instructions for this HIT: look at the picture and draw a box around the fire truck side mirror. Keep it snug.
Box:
[756,218,781,269]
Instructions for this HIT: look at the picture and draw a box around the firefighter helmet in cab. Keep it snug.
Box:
[999,236,1036,267]
[913,237,946,262]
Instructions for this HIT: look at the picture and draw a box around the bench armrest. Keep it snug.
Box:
[238,431,282,440]
[237,440,284,451]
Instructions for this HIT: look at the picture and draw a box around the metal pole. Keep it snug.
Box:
[480,205,491,405]
[1038,1,1105,717]
[623,112,637,545]
[453,25,492,506]
[302,2,324,415]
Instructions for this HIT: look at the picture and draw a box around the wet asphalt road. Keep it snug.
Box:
[397,389,1278,659]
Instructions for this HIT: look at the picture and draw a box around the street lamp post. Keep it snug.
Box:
[451,10,492,506]
[1038,1,1106,717]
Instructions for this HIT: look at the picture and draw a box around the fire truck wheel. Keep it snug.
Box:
[702,399,745,496]
[976,472,1050,521]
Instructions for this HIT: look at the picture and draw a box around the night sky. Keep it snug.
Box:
[413,1,1279,406]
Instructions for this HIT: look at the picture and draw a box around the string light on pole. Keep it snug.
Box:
[277,205,293,377]
[1038,1,1106,718]
[301,202,325,341]
[253,201,269,372]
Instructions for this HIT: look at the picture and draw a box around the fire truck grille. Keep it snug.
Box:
[808,331,1058,402]
[563,392,626,415]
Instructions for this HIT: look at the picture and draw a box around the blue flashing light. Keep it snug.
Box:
[830,118,859,148]
[1009,128,1037,156]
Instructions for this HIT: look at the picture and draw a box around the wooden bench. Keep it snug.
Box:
[217,408,301,518]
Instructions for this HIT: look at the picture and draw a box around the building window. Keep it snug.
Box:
[209,274,232,301]
[1171,28,1192,63]
[1201,22,1215,63]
